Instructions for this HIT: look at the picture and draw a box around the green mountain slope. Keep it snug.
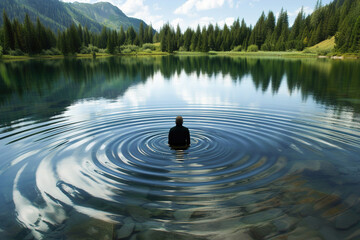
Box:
[70,2,145,32]
[0,0,150,33]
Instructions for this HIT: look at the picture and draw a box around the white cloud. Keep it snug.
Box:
[174,0,197,15]
[196,0,225,11]
[218,17,235,27]
[175,0,234,15]
[171,18,185,29]
[190,17,216,29]
[117,0,164,30]
[288,6,313,17]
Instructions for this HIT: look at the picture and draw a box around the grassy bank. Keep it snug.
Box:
[209,51,318,58]
[0,49,358,62]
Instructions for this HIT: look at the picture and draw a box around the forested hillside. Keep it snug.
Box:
[0,0,359,56]
[159,0,360,54]
[0,0,149,33]
[0,11,154,55]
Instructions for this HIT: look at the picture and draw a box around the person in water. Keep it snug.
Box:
[168,116,190,149]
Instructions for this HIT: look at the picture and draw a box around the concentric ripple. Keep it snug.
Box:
[1,105,360,237]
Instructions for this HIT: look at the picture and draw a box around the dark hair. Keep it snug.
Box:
[176,116,183,126]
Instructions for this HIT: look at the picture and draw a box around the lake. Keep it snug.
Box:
[1,56,360,239]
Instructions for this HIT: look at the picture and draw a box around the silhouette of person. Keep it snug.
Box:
[168,116,190,149]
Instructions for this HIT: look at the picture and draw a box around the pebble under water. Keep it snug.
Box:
[1,57,360,239]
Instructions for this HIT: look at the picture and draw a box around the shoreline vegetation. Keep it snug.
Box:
[0,0,359,61]
[1,49,359,62]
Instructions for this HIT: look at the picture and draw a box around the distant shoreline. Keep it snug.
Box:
[1,51,359,62]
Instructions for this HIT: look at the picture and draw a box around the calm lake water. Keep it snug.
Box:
[1,56,360,239]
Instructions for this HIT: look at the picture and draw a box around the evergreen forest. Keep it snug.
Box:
[0,0,359,57]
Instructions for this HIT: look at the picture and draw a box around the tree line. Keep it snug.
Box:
[159,0,360,53]
[0,10,155,55]
[0,0,359,56]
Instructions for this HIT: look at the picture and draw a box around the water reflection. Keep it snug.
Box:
[1,57,360,126]
[0,56,360,239]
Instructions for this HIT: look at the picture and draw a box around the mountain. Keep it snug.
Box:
[0,0,150,33]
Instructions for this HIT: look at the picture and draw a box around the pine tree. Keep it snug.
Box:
[12,19,24,52]
[200,26,209,52]
[83,26,90,46]
[183,28,193,51]
[99,26,108,48]
[190,25,201,51]
[68,23,81,53]
[350,16,360,52]
[221,24,231,51]
[3,10,14,53]
[107,30,116,54]
[139,22,144,46]
[146,25,153,43]
[119,26,125,45]
[207,24,215,50]
[175,24,182,50]
[23,13,36,54]
[126,26,136,45]
[214,24,221,51]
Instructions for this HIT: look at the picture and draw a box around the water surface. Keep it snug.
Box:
[1,56,360,239]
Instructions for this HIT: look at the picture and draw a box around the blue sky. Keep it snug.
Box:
[61,0,333,30]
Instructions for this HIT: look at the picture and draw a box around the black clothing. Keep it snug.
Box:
[168,125,190,147]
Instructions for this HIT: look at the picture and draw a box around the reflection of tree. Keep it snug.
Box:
[1,56,360,125]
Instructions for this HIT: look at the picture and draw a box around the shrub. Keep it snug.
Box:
[9,49,25,56]
[120,45,140,54]
[122,48,132,54]
[41,48,61,55]
[143,49,152,53]
[233,45,242,52]
[98,48,107,53]
[88,44,99,53]
[142,43,156,51]
[179,46,186,52]
[303,48,312,53]
[114,46,122,54]
[317,49,330,56]
[0,46,3,58]
[261,43,271,51]
[80,45,91,54]
[247,44,259,52]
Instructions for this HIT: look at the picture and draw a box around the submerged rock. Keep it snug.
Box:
[212,229,253,240]
[301,160,338,177]
[249,223,277,239]
[133,230,207,240]
[335,211,360,230]
[174,210,193,221]
[282,226,321,240]
[64,217,114,240]
[116,217,135,239]
[298,216,323,230]
[319,225,341,240]
[241,208,283,224]
[273,216,298,232]
[127,206,151,222]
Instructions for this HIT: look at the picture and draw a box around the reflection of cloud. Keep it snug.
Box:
[173,72,236,106]
[14,164,66,239]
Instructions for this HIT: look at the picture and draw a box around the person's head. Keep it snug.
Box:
[175,116,183,126]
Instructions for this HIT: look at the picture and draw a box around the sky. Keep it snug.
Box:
[61,0,333,31]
